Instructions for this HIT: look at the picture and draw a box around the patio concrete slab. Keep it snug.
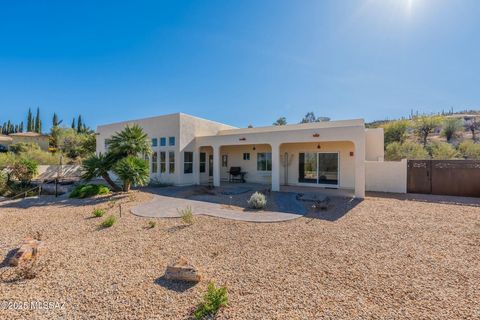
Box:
[131,194,303,223]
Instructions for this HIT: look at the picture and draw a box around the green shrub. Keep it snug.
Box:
[147,220,156,229]
[92,208,105,217]
[193,282,229,320]
[429,142,460,160]
[0,170,8,195]
[459,140,480,159]
[383,120,410,146]
[385,141,429,161]
[112,155,149,192]
[248,192,267,209]
[70,184,110,198]
[100,215,116,228]
[11,158,38,184]
[9,142,40,154]
[178,206,194,224]
[441,118,462,142]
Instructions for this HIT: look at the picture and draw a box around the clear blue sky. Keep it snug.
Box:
[0,0,478,131]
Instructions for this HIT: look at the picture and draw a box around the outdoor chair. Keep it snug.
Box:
[228,167,246,183]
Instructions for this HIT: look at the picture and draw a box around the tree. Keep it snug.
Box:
[383,120,409,146]
[273,117,287,126]
[385,141,429,161]
[71,117,76,130]
[464,116,479,141]
[77,115,83,133]
[112,155,149,192]
[52,112,62,127]
[19,121,24,133]
[300,112,330,123]
[34,107,42,133]
[27,108,34,132]
[441,118,462,142]
[413,115,443,147]
[81,153,121,191]
[108,124,152,158]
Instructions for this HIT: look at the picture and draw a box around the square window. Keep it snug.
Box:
[151,138,158,147]
[169,136,175,146]
[160,137,166,146]
[243,153,250,160]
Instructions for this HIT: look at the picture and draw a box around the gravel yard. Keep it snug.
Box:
[0,191,479,319]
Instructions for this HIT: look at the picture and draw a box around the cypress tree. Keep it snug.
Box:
[53,113,59,127]
[35,107,41,133]
[71,117,76,129]
[27,108,33,132]
[19,121,24,132]
[77,115,83,133]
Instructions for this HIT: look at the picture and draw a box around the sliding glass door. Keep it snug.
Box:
[299,152,339,186]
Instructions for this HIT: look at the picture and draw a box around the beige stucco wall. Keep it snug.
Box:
[365,128,384,161]
[11,136,50,151]
[365,159,407,193]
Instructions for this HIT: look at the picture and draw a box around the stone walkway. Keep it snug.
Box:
[130,194,303,223]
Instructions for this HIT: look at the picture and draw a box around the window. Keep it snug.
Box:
[243,153,250,160]
[257,152,272,171]
[184,152,193,174]
[169,136,175,146]
[151,138,158,147]
[199,152,206,173]
[160,151,166,173]
[151,151,158,173]
[160,137,166,146]
[104,139,111,152]
[169,151,175,173]
[222,155,228,167]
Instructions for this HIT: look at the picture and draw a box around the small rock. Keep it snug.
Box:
[9,237,45,267]
[164,256,201,282]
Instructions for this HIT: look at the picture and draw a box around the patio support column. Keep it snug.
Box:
[354,140,365,198]
[271,143,281,192]
[212,145,221,187]
[193,147,201,185]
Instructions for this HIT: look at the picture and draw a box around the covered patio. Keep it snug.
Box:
[193,120,366,198]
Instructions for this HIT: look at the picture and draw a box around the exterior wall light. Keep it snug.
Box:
[313,133,320,137]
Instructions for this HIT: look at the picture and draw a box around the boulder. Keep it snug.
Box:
[9,237,45,267]
[164,257,202,282]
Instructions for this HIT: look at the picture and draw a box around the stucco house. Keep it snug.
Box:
[97,113,407,198]
[0,132,50,151]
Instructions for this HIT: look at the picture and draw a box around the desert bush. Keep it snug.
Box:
[100,215,117,228]
[9,142,40,154]
[193,282,229,320]
[92,208,105,217]
[383,120,409,145]
[11,158,38,184]
[413,115,444,146]
[385,141,429,161]
[458,140,480,159]
[429,142,460,160]
[0,169,8,195]
[0,152,16,169]
[247,192,267,209]
[147,221,156,229]
[178,206,194,224]
[70,184,110,198]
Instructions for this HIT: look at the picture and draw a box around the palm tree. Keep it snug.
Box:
[81,153,121,191]
[112,156,149,191]
[108,124,152,157]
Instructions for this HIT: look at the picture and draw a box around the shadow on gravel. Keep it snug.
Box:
[0,248,18,269]
[303,197,363,222]
[154,276,197,292]
[0,193,130,209]
[367,192,480,207]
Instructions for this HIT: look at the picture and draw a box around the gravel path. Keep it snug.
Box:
[0,191,479,319]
